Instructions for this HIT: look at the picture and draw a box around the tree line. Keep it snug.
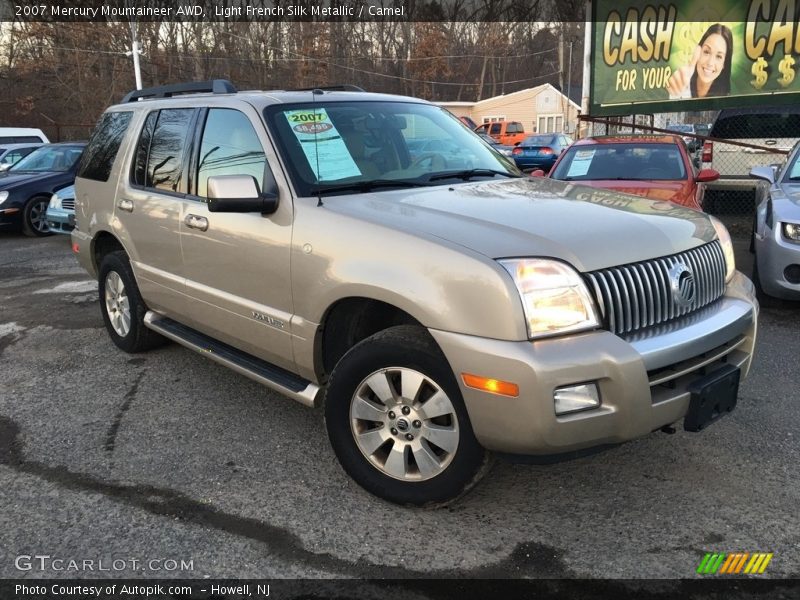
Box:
[0,3,585,138]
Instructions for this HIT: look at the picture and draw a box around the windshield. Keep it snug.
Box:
[263,101,520,196]
[10,145,83,172]
[551,143,687,181]
[667,124,693,133]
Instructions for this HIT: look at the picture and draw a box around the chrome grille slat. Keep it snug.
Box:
[62,199,75,210]
[584,241,726,336]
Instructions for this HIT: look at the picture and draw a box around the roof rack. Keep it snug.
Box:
[290,85,366,93]
[121,80,238,103]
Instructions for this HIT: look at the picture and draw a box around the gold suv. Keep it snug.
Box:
[72,81,758,505]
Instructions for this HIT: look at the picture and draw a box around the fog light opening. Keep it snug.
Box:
[554,382,601,415]
[784,264,800,285]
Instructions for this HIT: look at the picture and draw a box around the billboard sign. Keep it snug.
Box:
[590,0,800,115]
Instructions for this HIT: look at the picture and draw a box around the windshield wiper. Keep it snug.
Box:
[315,179,430,195]
[426,169,520,182]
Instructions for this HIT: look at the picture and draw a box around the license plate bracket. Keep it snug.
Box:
[684,364,740,432]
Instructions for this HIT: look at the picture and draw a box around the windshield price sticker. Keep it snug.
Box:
[567,149,595,177]
[285,109,361,182]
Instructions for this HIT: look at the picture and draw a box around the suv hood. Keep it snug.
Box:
[326,177,716,272]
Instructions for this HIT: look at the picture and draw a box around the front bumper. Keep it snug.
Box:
[45,207,74,234]
[430,271,758,455]
[755,225,800,300]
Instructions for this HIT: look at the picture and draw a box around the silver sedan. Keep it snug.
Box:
[750,145,800,304]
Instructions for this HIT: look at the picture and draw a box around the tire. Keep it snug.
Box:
[325,325,490,506]
[22,196,53,237]
[98,251,166,353]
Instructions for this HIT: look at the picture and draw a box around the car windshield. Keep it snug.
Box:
[263,101,520,196]
[10,145,83,172]
[551,143,687,181]
[522,135,556,146]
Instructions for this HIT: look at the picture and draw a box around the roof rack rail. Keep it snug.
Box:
[121,80,237,103]
[290,85,366,93]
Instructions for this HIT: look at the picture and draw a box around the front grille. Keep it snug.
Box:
[61,199,75,210]
[584,241,726,336]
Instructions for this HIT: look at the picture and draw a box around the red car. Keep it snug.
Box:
[534,135,719,210]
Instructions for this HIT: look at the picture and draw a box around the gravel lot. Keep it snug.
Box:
[0,231,798,583]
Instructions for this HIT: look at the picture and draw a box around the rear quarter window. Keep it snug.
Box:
[77,111,133,182]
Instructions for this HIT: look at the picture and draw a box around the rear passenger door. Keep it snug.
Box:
[120,108,197,316]
[178,106,295,371]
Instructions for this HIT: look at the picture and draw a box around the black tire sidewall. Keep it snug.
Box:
[98,251,150,353]
[325,327,487,506]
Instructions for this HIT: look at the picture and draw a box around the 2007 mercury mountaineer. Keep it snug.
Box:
[71,81,758,505]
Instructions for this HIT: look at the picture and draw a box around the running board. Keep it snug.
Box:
[144,311,320,407]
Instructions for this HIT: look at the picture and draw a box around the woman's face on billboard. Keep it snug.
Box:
[696,33,727,86]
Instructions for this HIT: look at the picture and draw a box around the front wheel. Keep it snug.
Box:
[325,325,490,506]
[22,196,52,237]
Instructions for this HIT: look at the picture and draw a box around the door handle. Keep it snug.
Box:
[184,214,209,232]
[117,199,134,213]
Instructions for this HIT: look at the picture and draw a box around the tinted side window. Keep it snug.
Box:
[196,109,266,198]
[15,136,45,143]
[77,111,132,182]
[490,123,501,134]
[146,109,194,193]
[132,112,157,187]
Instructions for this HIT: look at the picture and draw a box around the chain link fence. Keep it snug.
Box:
[579,111,800,237]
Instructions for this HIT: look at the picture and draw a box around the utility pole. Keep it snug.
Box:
[126,20,143,90]
[567,41,573,132]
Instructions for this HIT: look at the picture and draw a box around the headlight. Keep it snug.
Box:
[710,216,735,283]
[499,258,600,339]
[48,192,61,210]
[782,222,800,243]
[0,191,8,205]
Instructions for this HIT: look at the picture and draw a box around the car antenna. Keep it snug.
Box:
[312,88,324,207]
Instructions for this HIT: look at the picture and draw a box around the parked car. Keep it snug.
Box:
[46,183,75,234]
[73,80,756,506]
[477,132,514,157]
[750,142,800,305]
[0,142,85,236]
[512,133,573,171]
[0,143,43,171]
[458,115,478,130]
[474,120,526,146]
[703,106,800,191]
[0,127,49,144]
[540,135,719,210]
[666,123,699,152]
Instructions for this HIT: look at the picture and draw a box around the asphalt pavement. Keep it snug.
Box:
[0,231,798,583]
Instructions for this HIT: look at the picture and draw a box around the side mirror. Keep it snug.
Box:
[530,169,546,178]
[749,166,775,184]
[207,175,278,214]
[0,163,11,172]
[695,168,720,183]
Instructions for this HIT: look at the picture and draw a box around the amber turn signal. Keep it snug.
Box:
[461,373,519,397]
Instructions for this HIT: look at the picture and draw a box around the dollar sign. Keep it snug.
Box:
[751,57,768,89]
[778,54,796,87]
